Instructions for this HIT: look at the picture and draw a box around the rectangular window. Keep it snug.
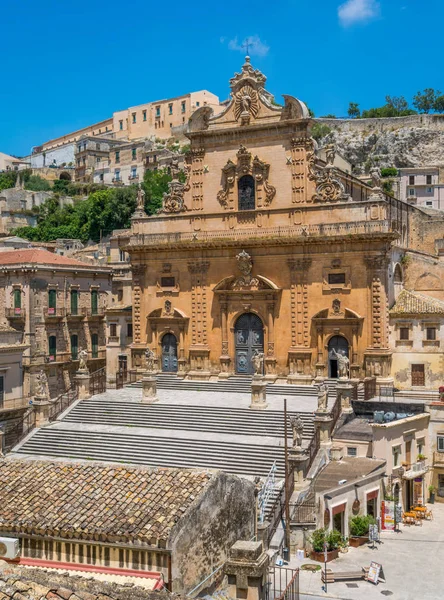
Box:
[91,333,99,359]
[181,101,186,113]
[119,249,125,262]
[426,201,433,206]
[426,175,432,185]
[115,151,120,163]
[78,145,81,153]
[161,276,175,287]
[168,103,173,115]
[119,120,123,130]
[71,334,78,360]
[110,323,117,337]
[426,327,437,340]
[393,446,400,467]
[409,175,415,185]
[127,323,133,338]
[70,290,78,315]
[96,156,100,163]
[438,435,444,452]
[48,335,57,361]
[196,101,200,107]
[132,112,136,124]
[347,447,357,457]
[328,272,346,285]
[131,167,137,178]
[115,169,120,181]
[399,327,410,340]
[426,187,433,193]
[408,188,415,196]
[156,106,160,117]
[48,289,57,314]
[411,364,425,386]
[143,110,147,121]
[132,148,137,160]
[91,290,98,315]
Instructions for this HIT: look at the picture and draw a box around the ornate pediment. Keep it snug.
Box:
[159,159,188,214]
[214,251,280,293]
[310,145,349,203]
[217,144,276,209]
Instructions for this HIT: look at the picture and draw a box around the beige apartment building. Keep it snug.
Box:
[0,249,111,399]
[113,90,221,142]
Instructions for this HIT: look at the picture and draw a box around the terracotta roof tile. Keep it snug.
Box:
[0,249,105,269]
[390,289,444,315]
[0,460,212,545]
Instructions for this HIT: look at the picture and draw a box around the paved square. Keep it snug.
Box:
[293,502,444,600]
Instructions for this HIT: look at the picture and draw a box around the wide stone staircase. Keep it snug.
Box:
[61,398,315,439]
[14,395,317,479]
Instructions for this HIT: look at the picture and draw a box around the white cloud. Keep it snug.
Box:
[338,0,380,26]
[225,35,270,57]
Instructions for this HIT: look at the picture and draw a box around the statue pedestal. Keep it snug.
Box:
[75,369,91,400]
[336,379,354,414]
[250,376,268,410]
[288,446,310,489]
[314,410,333,447]
[33,395,51,427]
[142,375,158,404]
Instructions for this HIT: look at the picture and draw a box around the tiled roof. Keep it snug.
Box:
[390,289,444,315]
[0,563,168,600]
[0,460,212,545]
[314,457,385,493]
[0,249,105,269]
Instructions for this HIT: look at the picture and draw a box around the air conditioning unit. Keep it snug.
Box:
[0,537,20,559]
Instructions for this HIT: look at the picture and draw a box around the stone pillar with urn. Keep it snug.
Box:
[224,541,269,600]
[218,296,231,378]
[264,299,277,381]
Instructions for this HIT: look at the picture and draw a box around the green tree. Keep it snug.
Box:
[385,95,409,115]
[434,95,444,113]
[413,88,441,113]
[25,175,51,191]
[348,102,360,118]
[142,168,175,215]
[311,123,332,141]
[0,171,17,191]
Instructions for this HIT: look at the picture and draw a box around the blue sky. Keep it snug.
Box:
[1,0,441,156]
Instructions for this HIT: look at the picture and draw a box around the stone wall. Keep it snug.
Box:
[168,471,255,595]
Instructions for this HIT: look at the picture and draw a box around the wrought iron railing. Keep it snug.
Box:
[258,461,278,525]
[90,366,106,396]
[364,377,377,400]
[5,407,36,452]
[329,395,341,431]
[306,428,320,472]
[49,384,79,422]
[267,566,299,600]
[291,501,316,524]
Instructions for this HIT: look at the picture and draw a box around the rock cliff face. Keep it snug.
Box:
[316,114,444,174]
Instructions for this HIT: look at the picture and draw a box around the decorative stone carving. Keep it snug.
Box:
[135,183,146,214]
[78,348,88,372]
[290,414,304,448]
[161,180,187,213]
[317,383,328,411]
[232,250,260,289]
[163,300,173,316]
[145,347,155,373]
[36,370,48,398]
[217,145,276,209]
[234,85,260,125]
[313,167,346,202]
[324,144,336,166]
[331,348,350,379]
[332,299,341,314]
[371,166,382,189]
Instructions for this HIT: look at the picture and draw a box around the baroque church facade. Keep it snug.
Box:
[119,58,444,387]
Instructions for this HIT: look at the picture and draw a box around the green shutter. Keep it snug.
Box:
[91,333,98,358]
[13,289,21,309]
[70,290,78,315]
[49,335,57,360]
[91,290,98,315]
[71,335,78,360]
[48,289,57,313]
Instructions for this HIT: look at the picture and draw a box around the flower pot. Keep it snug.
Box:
[340,546,348,553]
[429,493,435,504]
[349,536,369,548]
[310,549,339,563]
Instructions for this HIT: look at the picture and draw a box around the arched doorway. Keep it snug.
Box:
[328,335,349,378]
[234,313,264,374]
[162,333,178,372]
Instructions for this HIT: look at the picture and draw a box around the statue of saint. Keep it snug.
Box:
[290,415,304,448]
[36,370,47,397]
[370,166,382,189]
[136,183,146,210]
[332,348,350,379]
[78,348,88,371]
[145,347,155,373]
[251,350,264,375]
[317,382,328,411]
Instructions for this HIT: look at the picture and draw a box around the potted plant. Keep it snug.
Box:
[417,453,427,461]
[349,515,375,548]
[339,536,349,553]
[308,528,340,562]
[429,485,436,504]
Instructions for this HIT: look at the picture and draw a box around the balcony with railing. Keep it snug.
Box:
[44,308,66,320]
[107,336,120,344]
[6,307,26,321]
[44,351,73,365]
[66,309,84,320]
[402,460,428,479]
[82,307,105,319]
[89,349,106,360]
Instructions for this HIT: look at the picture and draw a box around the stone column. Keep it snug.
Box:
[142,374,158,403]
[250,375,268,410]
[315,326,325,381]
[219,297,231,378]
[177,325,187,377]
[264,300,277,381]
[75,370,91,400]
[313,409,333,447]
[224,541,269,600]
